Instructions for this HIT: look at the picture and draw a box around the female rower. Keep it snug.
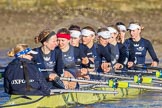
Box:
[97,27,112,73]
[33,29,65,89]
[106,26,127,71]
[116,22,135,68]
[57,28,89,88]
[69,25,81,47]
[80,26,111,78]
[4,44,51,95]
[126,22,159,67]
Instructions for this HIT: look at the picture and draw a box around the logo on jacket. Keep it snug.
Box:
[11,79,34,84]
[116,55,119,60]
[137,47,144,51]
[87,52,92,56]
[111,59,117,65]
[43,56,50,61]
[134,44,139,47]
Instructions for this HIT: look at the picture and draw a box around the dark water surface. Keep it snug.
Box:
[0,50,162,107]
[76,91,162,108]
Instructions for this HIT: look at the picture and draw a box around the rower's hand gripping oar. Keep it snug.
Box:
[52,77,65,89]
[134,64,162,70]
[133,64,162,78]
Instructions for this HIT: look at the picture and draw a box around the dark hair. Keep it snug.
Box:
[69,25,81,31]
[57,28,70,34]
[97,27,108,33]
[82,26,96,33]
[116,22,125,26]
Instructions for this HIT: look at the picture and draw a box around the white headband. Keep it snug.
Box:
[70,30,81,38]
[107,27,118,34]
[81,29,95,36]
[128,24,141,30]
[97,31,111,39]
[117,25,127,31]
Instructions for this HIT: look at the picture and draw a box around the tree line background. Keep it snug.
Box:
[0,0,162,59]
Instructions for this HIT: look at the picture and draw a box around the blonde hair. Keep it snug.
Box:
[129,21,144,30]
[8,44,28,57]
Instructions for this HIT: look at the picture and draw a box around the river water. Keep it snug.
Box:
[0,50,162,107]
[76,91,162,108]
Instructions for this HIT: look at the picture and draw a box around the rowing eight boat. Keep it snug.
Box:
[1,86,144,108]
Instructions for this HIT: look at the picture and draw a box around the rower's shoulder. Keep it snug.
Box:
[125,38,132,43]
[141,38,150,42]
[140,38,152,45]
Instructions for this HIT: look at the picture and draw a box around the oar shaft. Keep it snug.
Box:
[129,84,162,90]
[89,72,162,84]
[60,77,107,85]
[61,77,162,90]
[115,70,148,73]
[115,70,155,76]
[153,80,162,83]
[50,89,118,94]
[89,72,133,80]
[135,65,162,70]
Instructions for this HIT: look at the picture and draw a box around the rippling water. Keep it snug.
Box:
[76,91,162,108]
[0,49,14,67]
[1,49,162,107]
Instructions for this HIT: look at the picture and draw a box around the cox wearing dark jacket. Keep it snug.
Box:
[4,44,51,95]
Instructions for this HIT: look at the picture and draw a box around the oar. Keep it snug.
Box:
[131,64,162,78]
[134,64,162,70]
[60,77,162,90]
[61,77,108,85]
[94,83,162,91]
[129,84,162,90]
[115,69,153,75]
[115,69,162,79]
[89,72,133,80]
[88,72,162,84]
[50,89,118,94]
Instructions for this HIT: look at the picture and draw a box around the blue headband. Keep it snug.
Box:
[15,48,31,57]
